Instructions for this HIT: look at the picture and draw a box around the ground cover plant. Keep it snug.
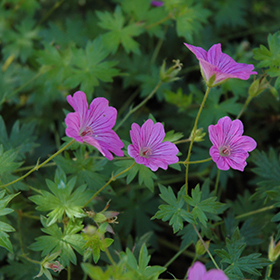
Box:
[0,0,280,279]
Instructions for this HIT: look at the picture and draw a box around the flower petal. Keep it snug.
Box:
[188,262,206,280]
[66,91,88,125]
[204,270,229,280]
[184,43,208,60]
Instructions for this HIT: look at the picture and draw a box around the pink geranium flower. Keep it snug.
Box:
[184,43,257,87]
[65,91,124,160]
[128,119,179,171]
[208,116,257,171]
[188,262,228,280]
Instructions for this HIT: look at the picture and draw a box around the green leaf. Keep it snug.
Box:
[164,88,193,112]
[197,88,243,128]
[152,185,194,233]
[29,168,90,226]
[214,0,247,28]
[2,18,40,63]
[251,148,280,200]
[64,38,120,93]
[215,228,271,279]
[254,31,280,82]
[175,3,211,43]
[96,6,144,54]
[114,160,157,192]
[29,217,85,266]
[0,191,19,252]
[0,116,38,161]
[184,184,224,226]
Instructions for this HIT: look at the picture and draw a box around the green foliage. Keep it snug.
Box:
[0,191,19,252]
[254,31,280,88]
[96,6,144,54]
[82,223,114,263]
[82,243,165,280]
[152,185,194,233]
[29,168,89,226]
[114,159,157,192]
[185,184,224,226]
[215,228,271,279]
[251,148,280,200]
[29,217,85,267]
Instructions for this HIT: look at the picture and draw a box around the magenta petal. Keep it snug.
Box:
[188,262,206,280]
[208,116,256,171]
[128,119,179,171]
[65,91,124,159]
[204,270,229,280]
[184,42,257,86]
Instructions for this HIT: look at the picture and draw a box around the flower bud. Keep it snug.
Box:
[160,59,182,83]
[268,237,280,262]
[189,127,206,142]
[248,76,270,97]
[195,240,210,256]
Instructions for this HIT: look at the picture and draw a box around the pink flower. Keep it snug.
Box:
[184,43,257,87]
[208,116,257,171]
[65,91,124,160]
[151,1,164,7]
[188,262,228,280]
[128,119,179,171]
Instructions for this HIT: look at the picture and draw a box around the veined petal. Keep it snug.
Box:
[230,135,257,152]
[130,123,142,150]
[141,119,165,147]
[204,270,229,280]
[218,117,243,144]
[188,262,206,280]
[88,97,117,131]
[184,43,208,60]
[207,43,223,66]
[67,91,88,125]
[208,123,225,148]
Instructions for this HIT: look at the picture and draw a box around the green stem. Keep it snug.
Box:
[193,224,220,270]
[174,138,191,145]
[114,81,163,131]
[184,87,211,197]
[178,157,212,165]
[145,13,172,30]
[214,169,220,196]
[212,205,275,227]
[266,264,273,279]
[36,0,66,27]
[236,95,253,119]
[68,264,71,280]
[1,139,75,189]
[84,162,136,207]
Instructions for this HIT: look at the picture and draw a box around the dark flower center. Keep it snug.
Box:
[81,126,93,137]
[140,147,152,158]
[219,145,231,157]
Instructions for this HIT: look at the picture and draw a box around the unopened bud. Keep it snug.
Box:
[160,59,182,83]
[268,237,280,262]
[248,76,270,97]
[190,128,206,142]
[195,240,210,256]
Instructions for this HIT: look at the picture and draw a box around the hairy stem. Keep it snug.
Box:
[184,87,211,198]
[114,81,163,131]
[1,139,75,189]
[84,162,136,207]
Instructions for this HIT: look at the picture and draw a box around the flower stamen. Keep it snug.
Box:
[140,147,152,158]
